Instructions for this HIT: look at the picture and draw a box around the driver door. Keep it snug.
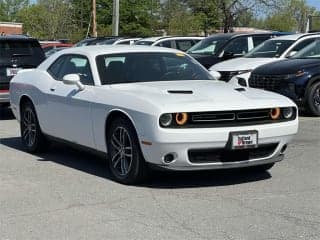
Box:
[44,54,96,148]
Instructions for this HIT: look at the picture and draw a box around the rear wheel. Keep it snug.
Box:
[20,101,48,153]
[306,81,320,116]
[107,117,148,184]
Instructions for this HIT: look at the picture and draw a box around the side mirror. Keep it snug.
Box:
[209,70,221,80]
[222,51,234,59]
[287,51,297,58]
[62,74,85,91]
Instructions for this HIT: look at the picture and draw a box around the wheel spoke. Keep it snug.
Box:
[111,134,122,150]
[120,157,127,175]
[112,150,122,168]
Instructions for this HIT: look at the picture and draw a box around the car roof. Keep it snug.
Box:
[270,32,320,41]
[0,35,38,41]
[138,36,203,42]
[51,45,182,58]
[39,45,184,69]
[205,32,284,40]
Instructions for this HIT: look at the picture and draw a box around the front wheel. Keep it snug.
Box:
[306,81,320,116]
[20,101,48,153]
[107,117,148,184]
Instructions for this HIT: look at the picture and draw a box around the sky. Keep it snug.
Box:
[307,0,320,10]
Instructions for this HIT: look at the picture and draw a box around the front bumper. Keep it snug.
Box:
[140,120,297,171]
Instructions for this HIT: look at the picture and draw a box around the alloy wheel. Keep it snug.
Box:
[22,108,37,147]
[313,86,320,109]
[110,126,133,176]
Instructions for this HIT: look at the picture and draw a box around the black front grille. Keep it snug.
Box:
[249,74,287,91]
[219,71,239,82]
[189,109,272,127]
[188,143,278,163]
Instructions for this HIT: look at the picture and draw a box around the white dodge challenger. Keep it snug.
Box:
[10,45,298,184]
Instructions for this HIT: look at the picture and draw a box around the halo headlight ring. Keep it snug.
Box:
[270,108,281,120]
[175,112,188,126]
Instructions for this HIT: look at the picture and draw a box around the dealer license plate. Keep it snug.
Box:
[230,131,258,149]
[6,68,21,77]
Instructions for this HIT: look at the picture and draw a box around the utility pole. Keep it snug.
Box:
[112,0,119,36]
[92,0,97,37]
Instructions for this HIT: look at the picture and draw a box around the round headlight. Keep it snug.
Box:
[159,113,173,127]
[175,112,188,126]
[282,107,294,119]
[270,107,281,120]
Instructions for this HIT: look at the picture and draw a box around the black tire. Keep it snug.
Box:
[20,101,49,153]
[248,163,275,173]
[306,81,320,116]
[106,117,148,184]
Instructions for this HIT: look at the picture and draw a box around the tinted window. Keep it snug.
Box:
[246,39,294,58]
[175,40,194,51]
[96,52,213,85]
[224,37,248,55]
[135,41,153,46]
[288,38,318,56]
[0,40,42,57]
[156,40,173,48]
[48,55,94,85]
[48,56,67,79]
[252,35,271,47]
[187,38,229,55]
[292,40,320,59]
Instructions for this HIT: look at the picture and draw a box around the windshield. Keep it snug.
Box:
[187,37,229,55]
[245,39,294,58]
[96,52,213,84]
[134,40,153,46]
[292,40,320,59]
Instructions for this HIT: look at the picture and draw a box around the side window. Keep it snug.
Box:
[224,37,248,55]
[48,55,94,85]
[175,40,194,52]
[252,36,271,47]
[47,56,67,80]
[288,38,318,55]
[156,40,173,48]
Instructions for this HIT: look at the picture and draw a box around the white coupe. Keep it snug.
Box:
[10,45,298,184]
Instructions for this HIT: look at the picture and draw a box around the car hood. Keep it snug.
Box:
[209,57,277,71]
[107,80,295,113]
[253,58,320,75]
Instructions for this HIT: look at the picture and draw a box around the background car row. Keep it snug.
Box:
[1,32,320,116]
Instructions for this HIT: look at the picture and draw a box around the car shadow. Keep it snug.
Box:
[0,106,15,120]
[0,136,272,188]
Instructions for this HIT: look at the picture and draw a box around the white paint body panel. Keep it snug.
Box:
[10,45,298,170]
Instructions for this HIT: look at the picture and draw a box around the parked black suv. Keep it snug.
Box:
[0,36,45,106]
[249,39,320,116]
[187,32,290,69]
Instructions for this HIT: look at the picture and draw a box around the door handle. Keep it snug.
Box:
[50,87,56,92]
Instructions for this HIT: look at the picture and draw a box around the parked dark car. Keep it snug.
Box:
[249,40,320,116]
[74,36,120,47]
[0,36,45,106]
[187,32,291,69]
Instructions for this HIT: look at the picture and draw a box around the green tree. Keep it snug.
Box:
[0,0,28,21]
[17,0,76,40]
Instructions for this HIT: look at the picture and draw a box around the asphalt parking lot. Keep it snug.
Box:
[0,107,319,240]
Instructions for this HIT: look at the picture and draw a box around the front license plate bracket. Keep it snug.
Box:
[228,130,258,150]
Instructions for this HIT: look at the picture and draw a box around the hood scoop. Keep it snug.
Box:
[234,87,246,92]
[167,90,193,94]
